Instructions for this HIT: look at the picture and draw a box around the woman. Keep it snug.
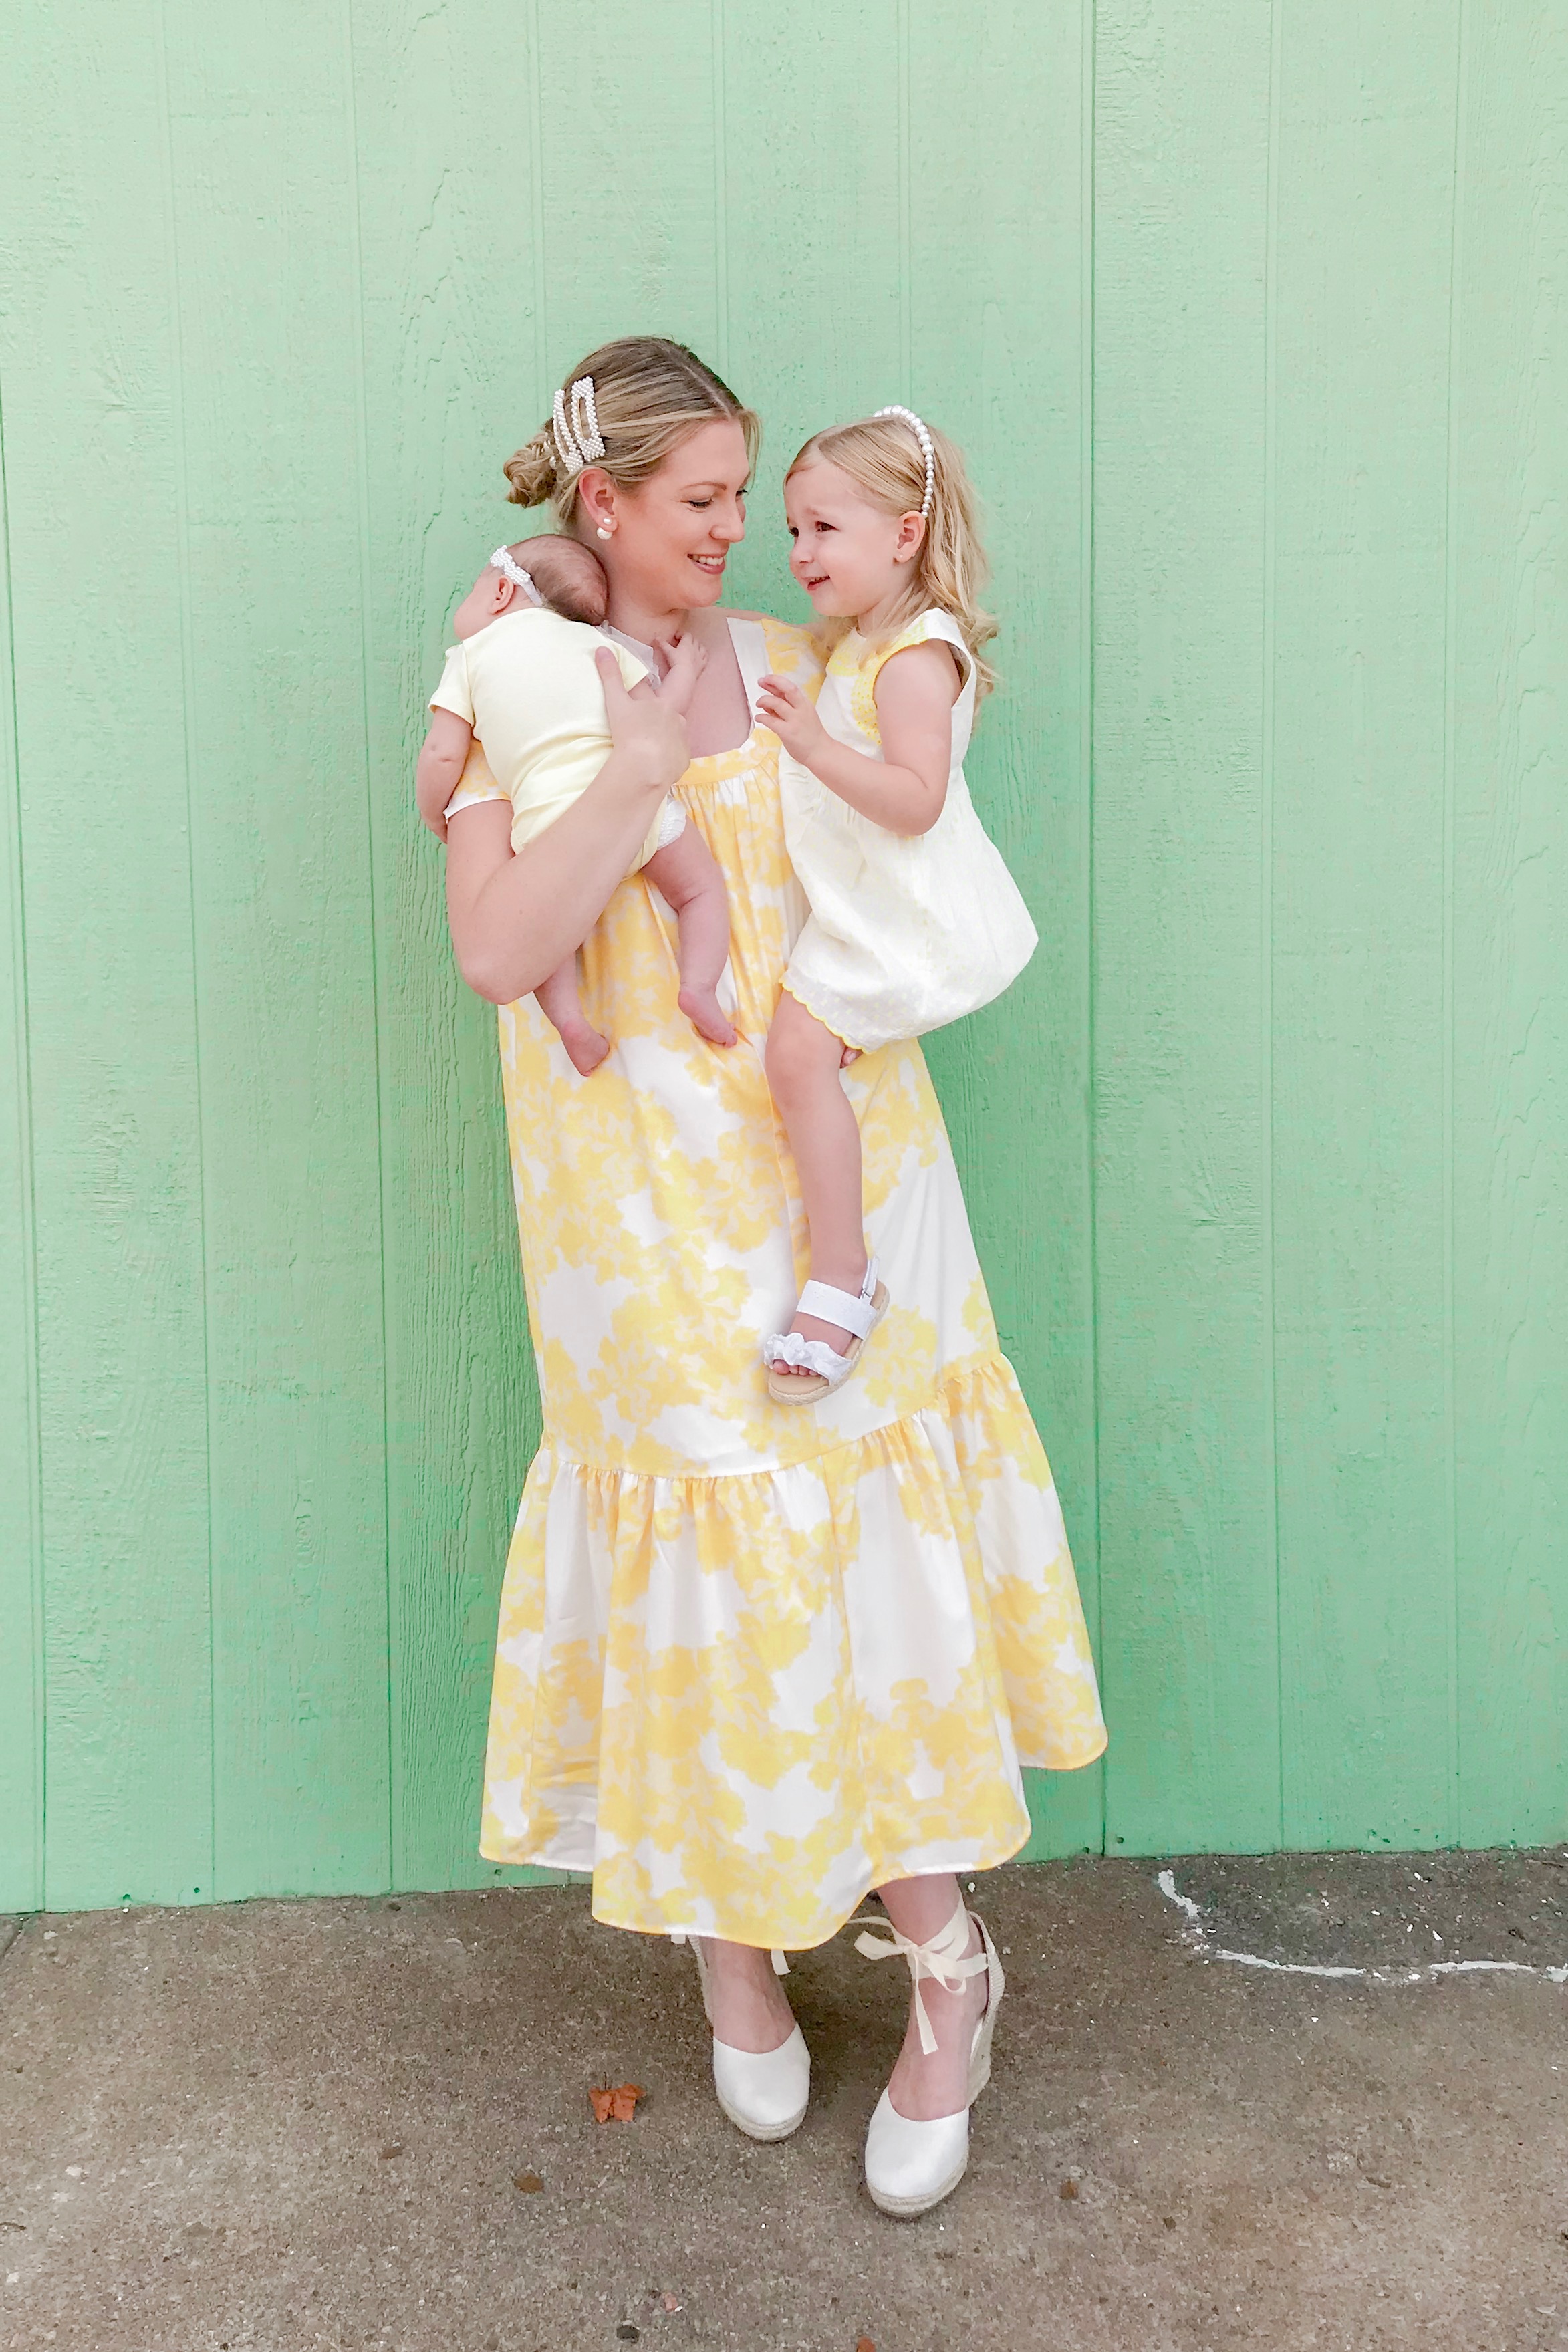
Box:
[441,337,1105,2217]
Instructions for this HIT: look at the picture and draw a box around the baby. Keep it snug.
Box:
[416,535,733,1073]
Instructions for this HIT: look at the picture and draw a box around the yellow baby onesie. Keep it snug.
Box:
[432,606,676,869]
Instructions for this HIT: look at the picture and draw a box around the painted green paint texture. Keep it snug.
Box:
[0,2,1563,1910]
[1270,9,1460,1850]
[0,356,43,1914]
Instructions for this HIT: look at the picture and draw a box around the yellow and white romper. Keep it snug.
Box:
[465,613,1105,1952]
[780,606,1039,1051]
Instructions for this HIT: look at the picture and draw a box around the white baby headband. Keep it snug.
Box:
[489,547,545,605]
[873,404,935,518]
[551,374,606,475]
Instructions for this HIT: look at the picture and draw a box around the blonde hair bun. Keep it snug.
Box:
[504,337,759,531]
[502,430,560,509]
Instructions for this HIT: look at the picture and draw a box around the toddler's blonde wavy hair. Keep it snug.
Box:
[787,413,997,696]
[504,336,760,530]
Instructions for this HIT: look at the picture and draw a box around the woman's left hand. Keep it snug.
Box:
[755,672,826,762]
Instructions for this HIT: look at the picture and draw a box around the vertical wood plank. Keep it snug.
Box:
[0,5,215,1906]
[0,378,44,1911]
[1452,6,1568,1845]
[1092,0,1281,1854]
[352,0,549,1890]
[537,1,728,392]
[908,0,1102,1859]
[163,4,393,1898]
[1270,6,1461,1849]
[720,0,903,615]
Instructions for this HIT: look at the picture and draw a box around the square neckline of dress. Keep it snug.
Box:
[690,614,770,761]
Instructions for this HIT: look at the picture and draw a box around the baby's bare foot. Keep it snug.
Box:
[678,985,737,1048]
[556,1015,611,1076]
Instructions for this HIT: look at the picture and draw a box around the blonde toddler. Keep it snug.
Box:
[755,409,1037,1398]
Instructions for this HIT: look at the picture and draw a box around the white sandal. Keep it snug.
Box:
[674,1935,811,2143]
[762,1258,890,1404]
[854,1897,1005,2218]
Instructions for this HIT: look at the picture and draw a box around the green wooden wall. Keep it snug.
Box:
[2,3,1564,1912]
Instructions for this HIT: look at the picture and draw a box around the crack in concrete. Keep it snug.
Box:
[1156,1870,1568,1985]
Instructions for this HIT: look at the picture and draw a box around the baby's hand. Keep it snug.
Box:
[755,672,825,762]
[654,632,708,718]
[414,708,476,844]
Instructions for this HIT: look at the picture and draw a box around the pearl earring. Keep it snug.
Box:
[596,521,614,541]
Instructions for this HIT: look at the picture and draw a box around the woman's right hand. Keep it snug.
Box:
[596,647,690,793]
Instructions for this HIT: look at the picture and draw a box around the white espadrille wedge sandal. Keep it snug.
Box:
[762,1257,890,1404]
[674,1935,811,2143]
[854,1897,1005,2217]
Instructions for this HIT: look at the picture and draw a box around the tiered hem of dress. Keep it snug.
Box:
[480,1355,1106,1950]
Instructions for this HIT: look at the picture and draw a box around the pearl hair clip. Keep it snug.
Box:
[874,404,935,518]
[552,374,606,474]
[490,547,545,606]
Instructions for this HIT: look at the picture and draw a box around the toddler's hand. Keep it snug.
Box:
[416,708,478,845]
[654,632,708,718]
[755,672,825,762]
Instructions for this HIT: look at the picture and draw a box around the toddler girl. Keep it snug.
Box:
[756,408,1037,1399]
[416,533,733,1075]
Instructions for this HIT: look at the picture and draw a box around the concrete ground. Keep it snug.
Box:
[2,1853,1567,2352]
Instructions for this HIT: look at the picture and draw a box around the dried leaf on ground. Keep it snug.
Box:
[857,2337,876,2351]
[378,2144,404,2160]
[513,2171,543,2193]
[589,2082,644,2124]
[1059,2178,1078,2199]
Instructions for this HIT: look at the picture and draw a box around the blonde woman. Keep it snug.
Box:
[440,337,1105,2217]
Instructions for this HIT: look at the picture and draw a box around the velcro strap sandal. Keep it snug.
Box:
[762,1259,890,1404]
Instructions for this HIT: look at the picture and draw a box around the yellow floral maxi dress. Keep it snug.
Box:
[471,614,1105,1950]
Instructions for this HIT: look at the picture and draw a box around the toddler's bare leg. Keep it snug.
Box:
[644,825,736,1049]
[535,953,610,1077]
[763,989,866,1375]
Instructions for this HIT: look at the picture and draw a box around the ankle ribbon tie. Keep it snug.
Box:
[853,1898,986,2055]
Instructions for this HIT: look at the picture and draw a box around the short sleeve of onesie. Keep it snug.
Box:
[429,642,475,727]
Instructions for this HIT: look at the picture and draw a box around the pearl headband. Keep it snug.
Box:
[874,404,936,518]
[552,374,606,475]
[489,547,545,606]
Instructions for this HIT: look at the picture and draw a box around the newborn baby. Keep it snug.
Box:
[491,531,609,625]
[416,535,731,1073]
